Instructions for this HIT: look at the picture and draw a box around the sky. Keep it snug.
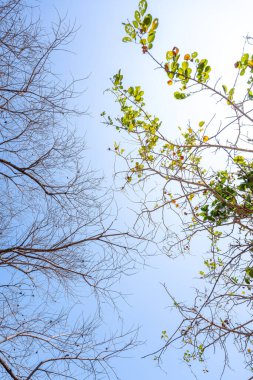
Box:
[39,1,253,379]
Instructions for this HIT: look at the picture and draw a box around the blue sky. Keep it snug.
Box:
[39,1,253,379]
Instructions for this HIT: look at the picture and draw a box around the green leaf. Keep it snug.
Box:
[199,121,205,127]
[182,61,189,70]
[246,267,253,278]
[229,87,235,96]
[125,23,135,37]
[135,10,141,22]
[166,50,174,60]
[248,89,253,99]
[143,13,152,27]
[139,0,147,16]
[147,32,155,43]
[174,91,187,100]
[234,155,246,165]
[151,18,159,31]
[122,36,132,43]
[241,53,249,63]
[185,67,192,77]
[222,84,228,94]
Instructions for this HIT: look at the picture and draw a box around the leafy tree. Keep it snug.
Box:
[104,0,253,376]
[0,1,143,378]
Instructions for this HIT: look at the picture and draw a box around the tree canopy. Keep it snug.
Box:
[104,0,253,376]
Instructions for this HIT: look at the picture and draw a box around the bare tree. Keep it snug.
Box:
[0,0,144,378]
[0,276,139,380]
